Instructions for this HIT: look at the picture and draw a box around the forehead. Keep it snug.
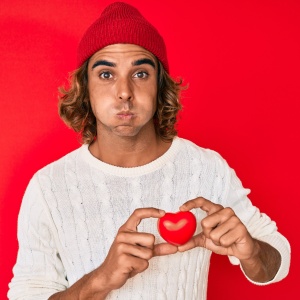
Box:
[89,43,157,64]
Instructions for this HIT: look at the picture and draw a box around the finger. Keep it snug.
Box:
[201,208,236,237]
[116,231,155,249]
[153,243,178,257]
[178,233,205,252]
[212,221,249,249]
[180,197,223,215]
[178,233,228,255]
[120,208,165,232]
[117,243,154,260]
[127,257,149,278]
[205,214,240,236]
[116,253,150,277]
[217,229,243,248]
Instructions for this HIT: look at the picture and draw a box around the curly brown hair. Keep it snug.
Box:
[58,60,183,144]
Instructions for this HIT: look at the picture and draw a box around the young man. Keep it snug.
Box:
[8,2,290,299]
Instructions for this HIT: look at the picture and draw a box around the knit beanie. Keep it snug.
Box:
[77,2,169,72]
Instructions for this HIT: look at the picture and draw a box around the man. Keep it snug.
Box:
[8,2,290,299]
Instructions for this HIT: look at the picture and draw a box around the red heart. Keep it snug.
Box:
[157,211,197,246]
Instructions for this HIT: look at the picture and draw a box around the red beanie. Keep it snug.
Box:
[77,2,169,72]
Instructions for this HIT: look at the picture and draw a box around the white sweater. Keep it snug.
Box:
[8,137,290,300]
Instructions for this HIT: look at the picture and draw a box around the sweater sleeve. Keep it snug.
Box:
[8,175,68,300]
[224,168,291,286]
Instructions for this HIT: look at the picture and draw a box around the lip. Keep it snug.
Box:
[116,111,135,120]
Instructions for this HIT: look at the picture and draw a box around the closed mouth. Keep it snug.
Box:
[116,111,135,119]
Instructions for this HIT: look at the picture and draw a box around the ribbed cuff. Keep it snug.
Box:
[228,232,291,285]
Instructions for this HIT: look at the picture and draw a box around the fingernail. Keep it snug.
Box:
[159,209,165,215]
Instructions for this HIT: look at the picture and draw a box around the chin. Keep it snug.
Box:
[113,129,140,137]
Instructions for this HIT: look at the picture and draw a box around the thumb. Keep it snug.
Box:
[178,232,206,252]
[153,243,178,256]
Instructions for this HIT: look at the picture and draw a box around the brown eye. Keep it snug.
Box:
[134,71,148,79]
[100,71,112,79]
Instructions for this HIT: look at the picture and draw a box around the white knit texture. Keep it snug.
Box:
[8,137,291,299]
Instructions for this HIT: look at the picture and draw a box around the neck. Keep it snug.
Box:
[89,127,172,168]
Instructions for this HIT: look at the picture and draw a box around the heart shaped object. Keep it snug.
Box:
[157,211,197,246]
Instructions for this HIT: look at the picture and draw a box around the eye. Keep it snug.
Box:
[134,71,148,79]
[99,71,112,79]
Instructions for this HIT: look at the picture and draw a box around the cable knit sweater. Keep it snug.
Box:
[8,137,290,300]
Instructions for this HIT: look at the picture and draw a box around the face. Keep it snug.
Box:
[87,43,158,139]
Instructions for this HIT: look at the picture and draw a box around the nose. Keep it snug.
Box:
[117,77,133,102]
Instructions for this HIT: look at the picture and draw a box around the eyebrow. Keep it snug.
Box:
[91,58,156,70]
[91,60,116,69]
[132,58,156,69]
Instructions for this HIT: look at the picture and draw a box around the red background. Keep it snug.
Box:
[0,0,299,299]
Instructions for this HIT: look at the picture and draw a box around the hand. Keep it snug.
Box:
[93,208,178,293]
[48,208,178,300]
[178,197,259,261]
